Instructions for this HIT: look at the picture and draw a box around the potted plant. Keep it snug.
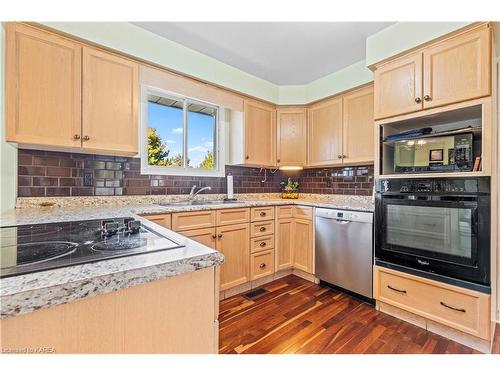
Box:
[280,178,299,199]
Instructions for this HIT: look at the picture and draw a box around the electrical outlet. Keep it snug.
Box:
[83,172,93,187]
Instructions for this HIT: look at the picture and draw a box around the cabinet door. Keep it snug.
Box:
[217,223,250,291]
[244,100,276,166]
[307,97,343,167]
[6,23,82,147]
[179,227,216,248]
[423,27,491,109]
[292,219,313,273]
[276,218,293,271]
[276,108,307,167]
[374,52,423,119]
[82,47,139,155]
[342,85,375,164]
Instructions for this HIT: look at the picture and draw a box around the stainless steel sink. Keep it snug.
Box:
[159,200,240,207]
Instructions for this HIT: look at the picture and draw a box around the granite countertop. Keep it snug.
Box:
[0,193,373,319]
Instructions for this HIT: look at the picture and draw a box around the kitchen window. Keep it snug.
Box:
[140,87,225,177]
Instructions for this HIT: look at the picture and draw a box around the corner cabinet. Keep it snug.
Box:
[276,206,314,274]
[276,108,307,167]
[82,47,139,154]
[307,85,374,167]
[307,97,343,167]
[342,85,375,165]
[5,23,139,156]
[243,100,276,167]
[374,24,491,120]
[6,23,82,148]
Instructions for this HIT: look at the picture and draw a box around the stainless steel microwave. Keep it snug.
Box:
[394,133,473,173]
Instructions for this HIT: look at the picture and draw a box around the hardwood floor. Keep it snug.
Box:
[219,275,480,354]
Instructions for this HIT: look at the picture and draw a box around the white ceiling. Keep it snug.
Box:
[132,22,394,85]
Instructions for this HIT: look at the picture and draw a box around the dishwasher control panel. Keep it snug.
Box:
[315,208,373,224]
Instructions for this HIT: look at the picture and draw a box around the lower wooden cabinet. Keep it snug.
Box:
[374,266,491,340]
[145,206,314,292]
[275,218,294,271]
[179,227,216,248]
[276,206,314,274]
[217,223,250,290]
[292,218,313,273]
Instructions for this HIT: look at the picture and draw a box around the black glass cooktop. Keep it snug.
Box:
[0,217,183,278]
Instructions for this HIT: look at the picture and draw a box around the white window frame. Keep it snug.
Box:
[140,85,225,177]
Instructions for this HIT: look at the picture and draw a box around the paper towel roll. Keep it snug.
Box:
[227,175,234,199]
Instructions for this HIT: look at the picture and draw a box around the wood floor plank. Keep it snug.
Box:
[218,275,479,354]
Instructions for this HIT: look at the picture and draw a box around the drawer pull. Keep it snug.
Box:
[387,285,407,294]
[259,263,266,269]
[217,234,223,238]
[260,212,266,217]
[440,301,466,313]
[211,234,217,239]
[260,242,266,247]
[259,227,266,232]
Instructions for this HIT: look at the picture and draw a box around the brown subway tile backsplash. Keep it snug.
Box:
[17,149,373,198]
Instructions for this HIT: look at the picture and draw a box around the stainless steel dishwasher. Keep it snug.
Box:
[315,208,374,300]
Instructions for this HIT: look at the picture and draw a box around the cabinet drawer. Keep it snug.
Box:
[141,214,172,229]
[216,208,250,226]
[277,206,293,219]
[250,250,275,280]
[172,211,216,231]
[251,235,274,254]
[374,266,490,339]
[251,220,275,237]
[293,206,313,220]
[251,207,275,222]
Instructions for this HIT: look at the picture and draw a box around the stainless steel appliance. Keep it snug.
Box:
[0,217,183,278]
[375,177,490,293]
[315,208,374,300]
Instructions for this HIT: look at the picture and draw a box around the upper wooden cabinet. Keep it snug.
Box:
[307,97,343,167]
[5,23,139,156]
[342,85,375,164]
[306,85,374,167]
[6,23,82,148]
[244,100,276,167]
[276,108,307,167]
[422,26,491,110]
[374,52,422,120]
[374,24,491,120]
[82,47,139,154]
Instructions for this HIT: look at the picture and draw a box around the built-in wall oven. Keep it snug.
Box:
[374,177,490,293]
